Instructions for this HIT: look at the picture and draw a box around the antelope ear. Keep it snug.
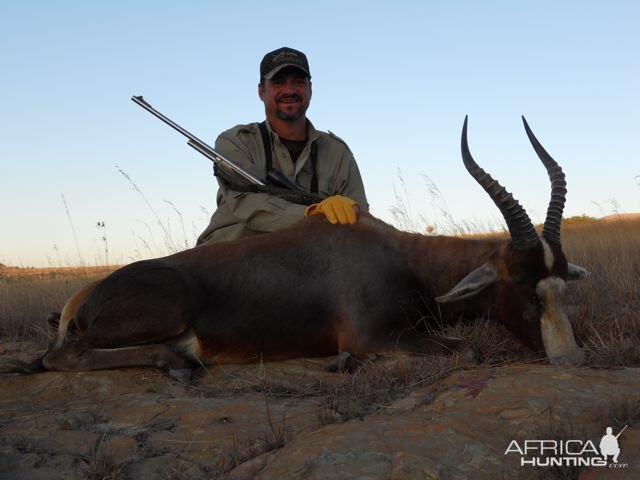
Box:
[435,263,498,303]
[567,263,588,282]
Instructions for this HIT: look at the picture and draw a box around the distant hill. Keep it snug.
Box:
[0,265,119,281]
[600,212,640,222]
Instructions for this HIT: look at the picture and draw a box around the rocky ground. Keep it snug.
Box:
[0,341,638,480]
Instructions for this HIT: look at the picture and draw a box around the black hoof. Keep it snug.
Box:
[326,352,363,373]
[168,368,194,384]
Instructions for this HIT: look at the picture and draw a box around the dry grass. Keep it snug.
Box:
[561,218,640,367]
[532,414,591,480]
[190,355,458,422]
[444,319,539,366]
[83,431,126,480]
[212,397,289,478]
[0,266,118,341]
[316,355,456,421]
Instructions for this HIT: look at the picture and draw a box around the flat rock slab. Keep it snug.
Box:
[0,342,638,479]
[232,365,640,479]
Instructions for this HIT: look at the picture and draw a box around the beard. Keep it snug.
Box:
[276,107,306,122]
[275,95,308,122]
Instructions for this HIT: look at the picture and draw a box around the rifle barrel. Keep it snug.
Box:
[131,96,207,145]
[616,425,628,439]
[187,140,266,186]
[132,95,266,186]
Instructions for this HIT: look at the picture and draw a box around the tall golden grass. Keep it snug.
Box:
[562,217,640,367]
[0,266,118,340]
[0,218,638,367]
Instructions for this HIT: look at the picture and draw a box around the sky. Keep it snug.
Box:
[1,1,638,267]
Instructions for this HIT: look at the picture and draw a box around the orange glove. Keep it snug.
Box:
[304,195,359,225]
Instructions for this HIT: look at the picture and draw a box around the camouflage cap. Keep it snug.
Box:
[260,47,311,80]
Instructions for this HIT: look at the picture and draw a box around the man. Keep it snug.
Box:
[599,427,621,463]
[197,47,368,245]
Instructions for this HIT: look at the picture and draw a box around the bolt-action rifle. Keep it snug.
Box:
[132,96,322,205]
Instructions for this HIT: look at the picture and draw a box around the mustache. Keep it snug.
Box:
[277,94,302,102]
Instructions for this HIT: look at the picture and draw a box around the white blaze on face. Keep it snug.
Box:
[541,238,555,271]
[537,238,585,366]
[536,280,584,366]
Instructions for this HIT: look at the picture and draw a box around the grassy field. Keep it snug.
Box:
[0,266,119,340]
[1,217,638,368]
[561,217,640,367]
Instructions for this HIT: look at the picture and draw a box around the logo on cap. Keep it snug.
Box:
[260,47,310,80]
[272,50,300,63]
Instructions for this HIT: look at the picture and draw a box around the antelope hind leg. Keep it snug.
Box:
[42,340,197,381]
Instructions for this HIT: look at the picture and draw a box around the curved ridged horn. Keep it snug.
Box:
[522,116,566,245]
[461,116,539,250]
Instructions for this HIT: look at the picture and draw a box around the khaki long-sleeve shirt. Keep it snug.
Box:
[196,120,368,245]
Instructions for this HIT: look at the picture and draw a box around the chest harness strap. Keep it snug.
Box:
[259,121,318,194]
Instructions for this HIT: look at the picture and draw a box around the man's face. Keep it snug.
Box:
[259,67,311,122]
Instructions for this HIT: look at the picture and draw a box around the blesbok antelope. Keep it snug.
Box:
[1,117,587,379]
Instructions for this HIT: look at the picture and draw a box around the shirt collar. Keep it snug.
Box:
[265,119,319,145]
